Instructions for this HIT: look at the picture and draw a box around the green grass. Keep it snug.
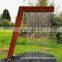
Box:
[14,45,62,62]
[0,29,62,62]
[0,29,12,44]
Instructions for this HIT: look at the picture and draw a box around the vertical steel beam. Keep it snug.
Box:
[7,8,23,60]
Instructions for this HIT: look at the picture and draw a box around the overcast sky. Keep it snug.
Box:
[0,0,62,22]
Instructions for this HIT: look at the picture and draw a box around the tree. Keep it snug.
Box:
[2,9,11,21]
[55,32,62,44]
[0,14,2,19]
[50,14,62,27]
[50,14,62,44]
[38,0,47,6]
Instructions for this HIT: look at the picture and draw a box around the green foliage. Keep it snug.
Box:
[38,0,47,6]
[50,14,62,44]
[56,32,62,44]
[9,22,15,27]
[50,32,56,39]
[0,19,14,27]
[0,21,3,27]
[0,29,62,62]
[2,9,11,21]
[19,29,25,37]
[0,9,14,27]
[2,19,9,27]
[50,31,62,44]
[0,14,2,19]
[17,37,27,45]
[50,14,62,27]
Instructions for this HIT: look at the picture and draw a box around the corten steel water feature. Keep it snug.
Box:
[7,6,54,60]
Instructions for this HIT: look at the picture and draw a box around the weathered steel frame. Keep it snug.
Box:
[7,6,54,60]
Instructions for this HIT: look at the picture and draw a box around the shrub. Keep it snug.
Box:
[55,32,62,44]
[16,37,27,45]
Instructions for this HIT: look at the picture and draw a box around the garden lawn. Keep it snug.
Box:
[0,29,62,62]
